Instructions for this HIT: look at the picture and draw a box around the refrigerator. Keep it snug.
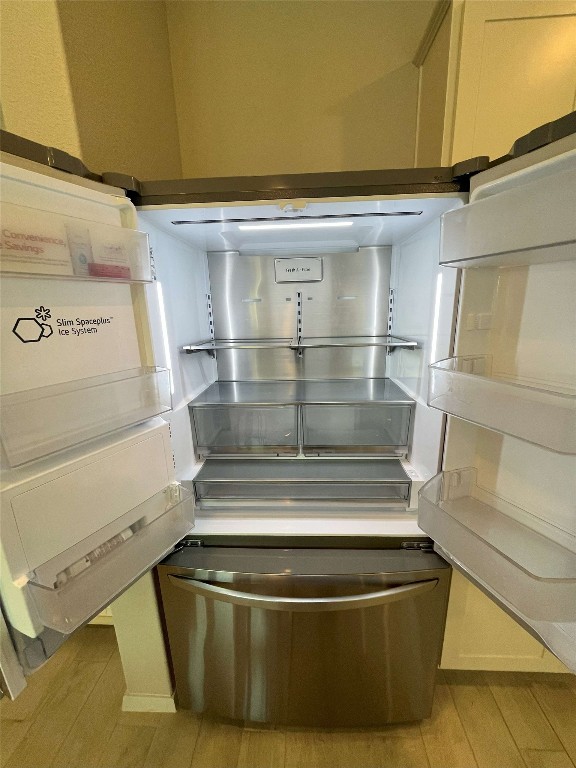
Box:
[0,111,574,708]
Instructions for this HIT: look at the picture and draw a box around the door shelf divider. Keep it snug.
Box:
[428,355,576,454]
[182,335,418,355]
[0,367,172,466]
[25,482,194,634]
[418,468,576,622]
[1,201,153,282]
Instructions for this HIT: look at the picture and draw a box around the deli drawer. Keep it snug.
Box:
[190,405,299,457]
[302,404,412,455]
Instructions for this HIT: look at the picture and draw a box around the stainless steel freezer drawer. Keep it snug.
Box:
[158,547,450,727]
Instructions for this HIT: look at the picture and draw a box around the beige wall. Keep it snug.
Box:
[415,6,451,167]
[166,0,434,178]
[0,1,81,157]
[57,0,182,179]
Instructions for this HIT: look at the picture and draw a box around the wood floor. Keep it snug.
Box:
[2,627,575,768]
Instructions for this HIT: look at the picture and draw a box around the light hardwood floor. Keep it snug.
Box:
[1,627,575,768]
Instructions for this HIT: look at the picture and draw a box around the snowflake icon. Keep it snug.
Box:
[35,306,51,321]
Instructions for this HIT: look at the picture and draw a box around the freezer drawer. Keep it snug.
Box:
[158,547,451,726]
[302,404,412,455]
[190,405,298,456]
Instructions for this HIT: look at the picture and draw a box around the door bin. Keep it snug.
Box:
[158,546,450,726]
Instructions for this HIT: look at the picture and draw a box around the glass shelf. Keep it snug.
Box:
[26,483,194,634]
[182,336,417,354]
[428,356,576,454]
[418,468,576,622]
[0,367,171,466]
[0,201,152,282]
[189,379,414,407]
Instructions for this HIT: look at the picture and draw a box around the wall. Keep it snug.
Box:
[0,1,182,180]
[166,1,434,178]
[0,1,81,157]
[56,0,182,179]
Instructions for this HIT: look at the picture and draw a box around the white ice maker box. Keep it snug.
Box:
[0,419,194,638]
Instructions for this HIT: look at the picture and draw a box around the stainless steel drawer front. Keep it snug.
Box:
[158,548,450,727]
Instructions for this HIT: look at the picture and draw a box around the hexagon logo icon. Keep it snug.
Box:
[12,317,53,343]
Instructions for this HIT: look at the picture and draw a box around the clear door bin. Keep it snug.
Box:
[303,404,412,455]
[428,356,576,454]
[418,469,576,622]
[0,202,152,282]
[190,405,299,456]
[0,368,172,466]
[25,483,194,634]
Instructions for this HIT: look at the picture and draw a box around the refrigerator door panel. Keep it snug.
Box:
[0,159,191,696]
[430,133,576,669]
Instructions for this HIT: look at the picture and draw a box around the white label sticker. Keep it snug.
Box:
[274,257,323,283]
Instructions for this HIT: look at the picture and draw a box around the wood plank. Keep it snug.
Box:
[521,749,575,768]
[285,729,430,768]
[530,674,576,764]
[142,711,202,768]
[49,651,125,768]
[0,632,84,723]
[96,724,155,768]
[486,672,563,750]
[189,719,243,768]
[72,626,117,663]
[0,719,31,768]
[4,660,106,768]
[444,670,525,768]
[420,671,478,768]
[237,729,285,768]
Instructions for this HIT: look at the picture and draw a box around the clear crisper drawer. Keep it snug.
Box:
[26,483,194,634]
[302,405,411,454]
[195,482,410,503]
[191,405,299,456]
[0,202,152,282]
[418,469,576,621]
[428,356,576,454]
[0,368,171,466]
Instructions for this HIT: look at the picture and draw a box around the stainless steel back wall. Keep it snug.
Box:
[208,247,391,381]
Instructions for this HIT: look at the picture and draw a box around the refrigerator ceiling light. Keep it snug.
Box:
[238,222,354,231]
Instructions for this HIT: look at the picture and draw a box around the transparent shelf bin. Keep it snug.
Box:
[26,483,194,634]
[428,356,576,454]
[418,469,576,622]
[190,405,299,457]
[193,458,411,506]
[440,154,576,269]
[0,367,171,466]
[0,202,153,282]
[302,404,412,455]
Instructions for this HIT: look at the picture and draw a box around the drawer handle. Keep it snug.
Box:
[166,575,438,612]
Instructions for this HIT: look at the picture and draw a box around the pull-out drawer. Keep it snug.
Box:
[190,405,299,457]
[193,458,411,509]
[302,404,412,455]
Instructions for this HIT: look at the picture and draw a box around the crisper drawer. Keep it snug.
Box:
[190,405,298,456]
[193,458,411,508]
[302,404,412,454]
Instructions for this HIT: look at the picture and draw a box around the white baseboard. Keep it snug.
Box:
[122,691,177,713]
